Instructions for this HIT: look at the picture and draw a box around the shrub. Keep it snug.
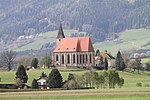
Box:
[136,82,142,87]
[144,84,149,87]
[31,79,39,89]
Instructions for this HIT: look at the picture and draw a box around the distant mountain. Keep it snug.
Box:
[0,0,150,44]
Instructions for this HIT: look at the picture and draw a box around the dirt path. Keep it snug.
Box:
[0,92,150,97]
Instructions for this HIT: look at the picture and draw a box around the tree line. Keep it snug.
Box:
[0,50,52,71]
[16,67,124,89]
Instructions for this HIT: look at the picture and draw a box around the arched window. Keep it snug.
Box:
[80,54,82,64]
[90,54,92,63]
[67,54,70,64]
[77,54,79,64]
[56,55,59,61]
[86,54,88,62]
[73,54,75,64]
[62,54,64,64]
[83,54,85,64]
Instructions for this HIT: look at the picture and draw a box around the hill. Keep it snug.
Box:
[94,29,150,56]
[0,0,150,45]
[12,30,79,51]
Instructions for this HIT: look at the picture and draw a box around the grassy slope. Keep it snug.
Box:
[94,29,150,56]
[14,30,78,51]
[15,29,150,54]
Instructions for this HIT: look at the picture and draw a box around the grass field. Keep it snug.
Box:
[0,68,150,100]
[0,68,150,88]
[0,93,150,100]
[142,58,150,63]
[0,89,150,100]
[94,29,150,56]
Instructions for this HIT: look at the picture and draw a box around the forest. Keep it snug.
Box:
[0,0,149,44]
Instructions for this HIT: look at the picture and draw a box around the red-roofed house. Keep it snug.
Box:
[53,25,94,68]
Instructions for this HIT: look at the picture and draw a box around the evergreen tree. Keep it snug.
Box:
[40,72,47,78]
[31,58,39,68]
[47,68,63,88]
[31,79,39,89]
[104,58,108,70]
[95,49,100,56]
[16,65,28,83]
[115,51,125,71]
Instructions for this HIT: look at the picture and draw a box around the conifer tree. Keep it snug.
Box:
[47,68,63,88]
[31,79,39,89]
[95,49,100,56]
[115,51,125,71]
[16,65,28,83]
[31,58,39,68]
[104,58,108,70]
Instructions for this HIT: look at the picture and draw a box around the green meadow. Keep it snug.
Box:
[0,68,150,89]
[0,68,150,100]
[94,29,150,56]
[13,29,150,56]
[0,94,150,100]
[14,30,78,51]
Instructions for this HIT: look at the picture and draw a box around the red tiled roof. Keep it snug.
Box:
[53,37,94,53]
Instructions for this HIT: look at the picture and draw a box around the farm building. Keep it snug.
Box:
[95,50,116,68]
[53,25,95,68]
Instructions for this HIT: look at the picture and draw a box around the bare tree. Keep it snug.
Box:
[0,50,16,71]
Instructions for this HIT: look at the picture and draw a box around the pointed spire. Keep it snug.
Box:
[57,24,65,39]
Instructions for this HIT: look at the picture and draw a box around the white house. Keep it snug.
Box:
[37,77,48,89]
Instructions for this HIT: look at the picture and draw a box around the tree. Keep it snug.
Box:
[115,51,125,71]
[95,49,100,56]
[118,77,124,88]
[16,56,33,67]
[63,73,82,89]
[47,68,63,88]
[104,58,108,70]
[16,65,28,83]
[31,79,39,89]
[40,72,47,78]
[107,70,120,88]
[40,54,52,68]
[144,61,150,71]
[15,78,23,88]
[0,50,16,71]
[135,58,142,73]
[83,71,93,87]
[31,58,39,68]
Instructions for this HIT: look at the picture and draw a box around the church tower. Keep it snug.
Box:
[57,24,65,43]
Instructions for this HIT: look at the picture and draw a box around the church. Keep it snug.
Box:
[53,25,95,68]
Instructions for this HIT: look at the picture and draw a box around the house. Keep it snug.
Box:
[95,50,116,68]
[53,24,95,68]
[37,77,48,89]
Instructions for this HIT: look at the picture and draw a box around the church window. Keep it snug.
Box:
[86,54,88,62]
[80,54,82,64]
[90,54,92,63]
[56,55,59,61]
[83,54,85,64]
[73,54,75,64]
[67,54,70,64]
[77,54,79,64]
[62,54,64,64]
